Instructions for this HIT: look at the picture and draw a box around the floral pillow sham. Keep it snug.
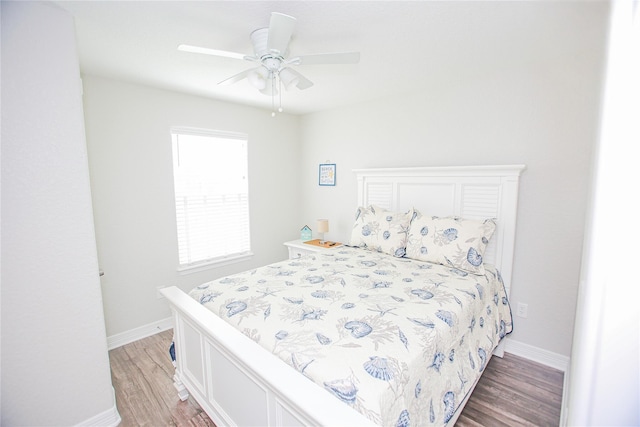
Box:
[405,212,496,275]
[348,205,413,257]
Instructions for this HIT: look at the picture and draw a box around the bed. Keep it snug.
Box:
[161,165,525,427]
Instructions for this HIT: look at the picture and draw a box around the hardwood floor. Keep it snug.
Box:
[456,353,564,426]
[109,330,563,426]
[109,330,214,427]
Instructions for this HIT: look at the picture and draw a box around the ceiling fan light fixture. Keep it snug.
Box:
[259,75,278,96]
[278,68,299,90]
[247,66,269,90]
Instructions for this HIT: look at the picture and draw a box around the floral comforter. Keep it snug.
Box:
[188,247,513,426]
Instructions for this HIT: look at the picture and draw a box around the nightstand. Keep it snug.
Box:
[284,239,342,259]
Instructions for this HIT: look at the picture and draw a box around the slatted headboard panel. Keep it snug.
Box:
[354,165,525,294]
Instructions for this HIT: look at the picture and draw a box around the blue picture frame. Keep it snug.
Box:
[319,163,336,186]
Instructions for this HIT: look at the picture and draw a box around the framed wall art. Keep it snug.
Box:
[319,163,336,186]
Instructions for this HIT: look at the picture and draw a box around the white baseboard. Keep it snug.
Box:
[107,317,173,350]
[74,387,121,427]
[504,338,570,372]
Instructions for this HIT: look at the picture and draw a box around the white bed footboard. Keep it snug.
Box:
[160,286,376,427]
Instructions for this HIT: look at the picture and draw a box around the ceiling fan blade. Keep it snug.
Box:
[218,68,255,85]
[292,51,360,66]
[282,68,314,90]
[267,12,296,54]
[178,44,255,61]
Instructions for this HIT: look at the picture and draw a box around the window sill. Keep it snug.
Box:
[177,252,254,275]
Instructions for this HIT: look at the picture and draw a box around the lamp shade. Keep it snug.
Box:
[258,70,278,96]
[247,66,269,91]
[279,67,300,90]
[317,219,329,233]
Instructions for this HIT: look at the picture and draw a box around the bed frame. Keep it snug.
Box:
[161,165,525,427]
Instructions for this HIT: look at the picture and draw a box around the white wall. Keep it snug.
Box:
[82,76,301,337]
[1,2,118,425]
[82,1,609,363]
[565,0,639,424]
[299,1,609,359]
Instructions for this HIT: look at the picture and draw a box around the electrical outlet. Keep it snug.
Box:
[156,285,168,299]
[516,302,528,318]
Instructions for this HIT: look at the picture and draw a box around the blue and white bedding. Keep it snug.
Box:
[188,247,513,426]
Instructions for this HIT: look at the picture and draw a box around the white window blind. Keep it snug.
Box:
[171,128,251,269]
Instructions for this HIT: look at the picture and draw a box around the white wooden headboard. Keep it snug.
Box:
[354,165,526,294]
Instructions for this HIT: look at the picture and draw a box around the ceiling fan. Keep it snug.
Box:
[178,12,360,115]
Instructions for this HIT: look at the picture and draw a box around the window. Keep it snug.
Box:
[171,128,251,270]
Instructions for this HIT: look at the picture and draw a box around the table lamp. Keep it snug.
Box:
[317,219,329,243]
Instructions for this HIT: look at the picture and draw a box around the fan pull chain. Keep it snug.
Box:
[278,74,283,114]
[271,74,276,117]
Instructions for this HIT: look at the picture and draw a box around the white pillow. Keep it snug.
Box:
[348,205,413,257]
[406,212,496,275]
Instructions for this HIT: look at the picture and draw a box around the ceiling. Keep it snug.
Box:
[54,1,547,115]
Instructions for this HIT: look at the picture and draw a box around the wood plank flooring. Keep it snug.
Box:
[109,329,214,427]
[456,352,564,426]
[109,330,563,426]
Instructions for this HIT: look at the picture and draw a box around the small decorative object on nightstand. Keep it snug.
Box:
[300,225,312,241]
